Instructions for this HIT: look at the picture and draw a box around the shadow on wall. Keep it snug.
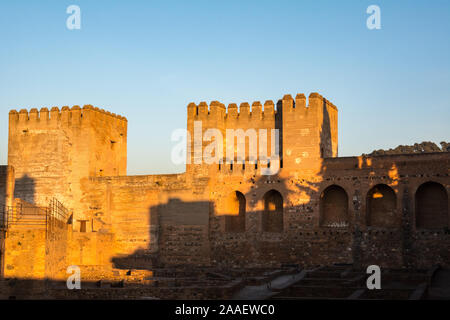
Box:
[112,199,212,269]
[0,168,13,208]
[13,174,35,205]
[108,97,337,269]
[109,97,448,271]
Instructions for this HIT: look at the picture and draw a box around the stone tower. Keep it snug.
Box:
[280,93,338,172]
[185,92,338,176]
[8,105,127,224]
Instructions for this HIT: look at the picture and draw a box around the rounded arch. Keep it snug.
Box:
[262,189,283,232]
[415,181,448,229]
[225,191,246,232]
[320,185,348,227]
[366,184,398,227]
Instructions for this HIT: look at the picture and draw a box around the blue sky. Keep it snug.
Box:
[0,0,449,175]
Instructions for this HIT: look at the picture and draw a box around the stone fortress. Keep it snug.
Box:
[0,92,449,290]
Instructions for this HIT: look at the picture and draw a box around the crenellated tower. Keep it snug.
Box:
[281,93,338,172]
[186,92,338,176]
[8,105,127,224]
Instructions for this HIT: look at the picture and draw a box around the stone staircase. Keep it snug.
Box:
[268,264,435,300]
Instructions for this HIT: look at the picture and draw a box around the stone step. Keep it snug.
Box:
[273,285,360,299]
[297,276,365,287]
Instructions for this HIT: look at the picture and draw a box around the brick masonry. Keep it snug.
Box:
[1,93,449,280]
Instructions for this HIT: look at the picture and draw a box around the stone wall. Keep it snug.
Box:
[0,230,4,279]
[0,165,15,279]
[45,218,70,280]
[61,173,212,275]
[3,94,449,281]
[8,106,127,223]
[4,228,47,279]
[63,152,449,273]
[207,152,449,269]
[186,93,338,177]
[0,165,15,207]
[3,201,70,280]
[157,198,211,266]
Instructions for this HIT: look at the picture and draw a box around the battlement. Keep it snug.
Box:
[8,104,128,210]
[187,100,276,120]
[187,93,337,121]
[186,92,339,174]
[282,93,337,112]
[9,105,127,130]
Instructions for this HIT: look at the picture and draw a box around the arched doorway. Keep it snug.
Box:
[367,184,397,227]
[320,185,348,227]
[415,182,448,229]
[262,190,283,232]
[225,191,246,232]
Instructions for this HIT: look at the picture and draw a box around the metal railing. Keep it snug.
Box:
[0,198,69,231]
[3,202,47,229]
[48,198,69,223]
[47,198,70,233]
